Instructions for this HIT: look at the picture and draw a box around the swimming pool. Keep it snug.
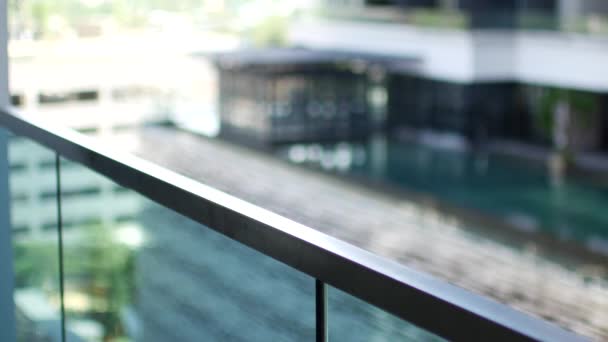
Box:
[277,136,608,255]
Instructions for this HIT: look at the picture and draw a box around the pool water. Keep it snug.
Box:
[277,136,608,254]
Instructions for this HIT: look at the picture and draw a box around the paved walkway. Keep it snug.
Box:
[107,127,608,340]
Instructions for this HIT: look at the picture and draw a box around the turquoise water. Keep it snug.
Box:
[277,137,608,254]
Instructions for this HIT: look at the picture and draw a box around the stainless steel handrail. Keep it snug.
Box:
[0,107,586,341]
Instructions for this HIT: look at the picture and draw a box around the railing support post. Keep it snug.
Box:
[55,154,66,342]
[316,279,327,342]
[0,0,17,340]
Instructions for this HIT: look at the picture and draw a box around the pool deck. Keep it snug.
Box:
[104,126,608,340]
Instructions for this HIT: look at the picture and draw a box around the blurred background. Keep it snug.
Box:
[5,0,608,341]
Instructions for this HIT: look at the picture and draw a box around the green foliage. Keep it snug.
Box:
[407,9,468,29]
[13,224,135,339]
[251,15,288,47]
[13,240,59,288]
[63,225,134,310]
[10,0,203,37]
[570,90,600,115]
[537,88,564,137]
[30,1,52,36]
[536,87,599,138]
[518,12,557,30]
[110,1,148,28]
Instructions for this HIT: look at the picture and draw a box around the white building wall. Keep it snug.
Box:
[290,18,608,91]
[516,32,608,92]
[289,18,475,82]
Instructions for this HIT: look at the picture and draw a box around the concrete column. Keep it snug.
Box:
[0,0,17,340]
[463,1,521,143]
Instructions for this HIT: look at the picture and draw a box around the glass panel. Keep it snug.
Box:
[8,135,63,342]
[328,286,445,342]
[7,0,608,339]
[59,158,315,341]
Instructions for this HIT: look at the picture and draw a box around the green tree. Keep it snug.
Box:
[14,224,135,340]
[251,15,288,47]
[63,224,135,339]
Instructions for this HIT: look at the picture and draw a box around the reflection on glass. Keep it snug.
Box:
[9,137,62,341]
[59,159,315,341]
[328,286,444,342]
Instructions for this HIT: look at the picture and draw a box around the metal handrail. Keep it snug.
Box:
[0,107,586,341]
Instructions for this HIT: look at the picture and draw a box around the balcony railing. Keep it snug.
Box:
[0,106,587,341]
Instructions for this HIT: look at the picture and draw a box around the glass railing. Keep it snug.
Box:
[0,107,587,341]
